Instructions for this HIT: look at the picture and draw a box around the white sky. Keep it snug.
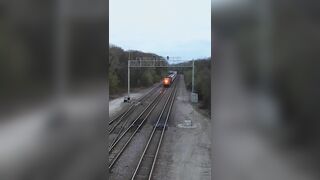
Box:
[110,0,211,60]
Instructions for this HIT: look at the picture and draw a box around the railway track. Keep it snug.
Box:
[108,88,167,170]
[108,83,162,134]
[130,79,178,180]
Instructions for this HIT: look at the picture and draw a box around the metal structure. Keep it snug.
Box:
[192,60,195,93]
[125,58,195,103]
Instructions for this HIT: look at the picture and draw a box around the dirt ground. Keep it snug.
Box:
[153,75,212,180]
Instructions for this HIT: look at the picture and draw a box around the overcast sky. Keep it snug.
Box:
[110,0,211,60]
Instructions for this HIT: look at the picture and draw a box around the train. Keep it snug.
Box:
[162,71,177,87]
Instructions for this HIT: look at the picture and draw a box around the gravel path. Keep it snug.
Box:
[153,75,212,180]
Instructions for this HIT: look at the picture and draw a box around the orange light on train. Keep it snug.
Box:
[163,78,170,85]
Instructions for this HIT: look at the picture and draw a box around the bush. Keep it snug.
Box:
[180,59,211,110]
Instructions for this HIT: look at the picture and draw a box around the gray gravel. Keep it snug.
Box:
[153,75,212,180]
[109,76,211,180]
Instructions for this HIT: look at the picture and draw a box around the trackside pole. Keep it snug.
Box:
[191,60,198,103]
[125,51,131,103]
[192,59,194,93]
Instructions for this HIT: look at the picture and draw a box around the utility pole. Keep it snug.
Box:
[191,59,198,103]
[192,59,195,93]
[127,52,131,102]
[128,61,130,100]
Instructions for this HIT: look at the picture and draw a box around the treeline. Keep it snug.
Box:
[175,58,211,111]
[109,44,168,95]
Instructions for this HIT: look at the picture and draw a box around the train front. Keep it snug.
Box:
[163,77,171,87]
[162,71,177,87]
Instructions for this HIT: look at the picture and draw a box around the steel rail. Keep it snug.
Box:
[148,88,177,180]
[130,79,178,180]
[109,84,162,135]
[109,83,161,126]
[108,84,162,141]
[108,91,166,170]
[108,90,164,150]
